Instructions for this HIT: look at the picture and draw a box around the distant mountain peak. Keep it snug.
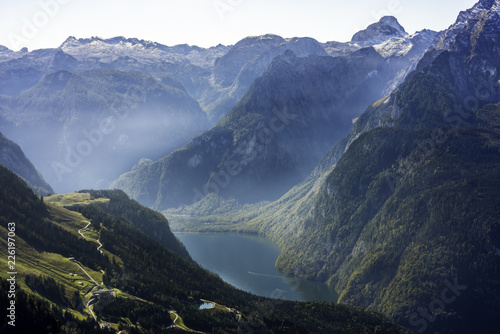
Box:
[352,16,407,46]
[232,34,286,49]
[61,36,142,48]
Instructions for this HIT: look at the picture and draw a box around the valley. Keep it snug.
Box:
[0,166,409,333]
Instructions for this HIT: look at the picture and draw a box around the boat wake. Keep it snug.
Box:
[248,271,282,279]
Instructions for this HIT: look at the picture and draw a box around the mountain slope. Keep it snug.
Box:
[112,17,437,211]
[0,165,409,333]
[112,47,402,210]
[205,34,328,121]
[0,131,53,195]
[77,189,192,260]
[0,69,210,193]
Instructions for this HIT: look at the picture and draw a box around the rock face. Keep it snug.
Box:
[352,16,408,46]
[0,132,53,195]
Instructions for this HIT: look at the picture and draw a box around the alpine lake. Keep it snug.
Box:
[174,232,339,303]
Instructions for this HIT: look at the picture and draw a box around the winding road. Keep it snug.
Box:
[73,220,106,321]
[86,299,97,321]
[74,221,104,286]
[78,221,103,254]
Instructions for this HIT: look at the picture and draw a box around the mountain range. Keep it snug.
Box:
[1,1,499,333]
[110,18,437,210]
[0,16,436,196]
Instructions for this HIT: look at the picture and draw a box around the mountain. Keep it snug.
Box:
[59,36,227,70]
[0,21,433,126]
[0,165,409,333]
[0,35,328,123]
[63,188,192,260]
[0,37,232,121]
[205,34,328,121]
[0,46,28,62]
[0,18,436,198]
[352,16,408,46]
[59,35,330,123]
[1,32,387,196]
[0,69,210,193]
[112,18,436,211]
[111,45,404,210]
[0,131,53,195]
[323,27,437,95]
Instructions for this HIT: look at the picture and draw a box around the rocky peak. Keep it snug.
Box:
[352,16,407,46]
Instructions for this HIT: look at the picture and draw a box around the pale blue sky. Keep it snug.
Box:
[0,0,479,51]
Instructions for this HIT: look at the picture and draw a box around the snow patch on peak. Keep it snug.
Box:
[59,36,230,69]
[233,34,285,50]
[322,41,361,57]
[0,45,29,62]
[59,36,78,48]
[374,37,412,57]
[373,29,436,58]
[454,0,500,26]
[279,37,328,57]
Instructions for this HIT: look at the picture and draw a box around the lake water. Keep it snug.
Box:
[199,302,214,310]
[174,232,338,303]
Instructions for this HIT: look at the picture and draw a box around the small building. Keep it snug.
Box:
[92,290,115,304]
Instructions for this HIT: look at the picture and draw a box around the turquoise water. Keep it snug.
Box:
[199,302,214,310]
[175,232,338,303]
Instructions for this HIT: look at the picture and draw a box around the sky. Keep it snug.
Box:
[0,0,479,51]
